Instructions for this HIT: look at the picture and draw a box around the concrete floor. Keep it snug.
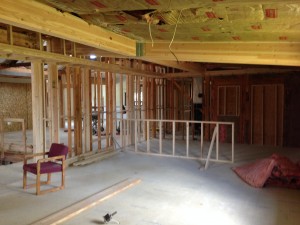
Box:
[0,142,300,225]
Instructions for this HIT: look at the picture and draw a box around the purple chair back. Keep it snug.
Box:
[48,143,69,159]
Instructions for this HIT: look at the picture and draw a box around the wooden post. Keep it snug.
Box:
[97,70,102,151]
[105,59,110,147]
[59,71,65,128]
[120,73,124,147]
[31,60,45,153]
[112,59,116,147]
[203,75,211,140]
[136,75,141,142]
[126,60,134,145]
[151,77,156,138]
[0,118,4,160]
[128,71,135,145]
[107,71,112,147]
[73,67,82,156]
[142,76,147,140]
[36,32,43,51]
[82,68,92,153]
[48,62,60,144]
[66,66,72,157]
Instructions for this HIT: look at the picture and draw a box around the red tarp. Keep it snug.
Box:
[233,154,300,189]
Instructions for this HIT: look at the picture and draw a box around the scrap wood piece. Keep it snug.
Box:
[72,149,119,166]
[30,178,141,225]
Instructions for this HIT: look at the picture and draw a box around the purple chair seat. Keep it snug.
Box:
[23,162,63,174]
[23,143,69,195]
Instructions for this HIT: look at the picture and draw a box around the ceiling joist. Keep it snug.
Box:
[0,43,163,78]
[142,42,300,66]
[0,0,136,57]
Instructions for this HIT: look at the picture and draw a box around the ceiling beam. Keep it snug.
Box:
[0,43,162,78]
[0,0,136,56]
[163,67,300,78]
[0,67,31,77]
[163,71,202,78]
[139,58,205,73]
[206,68,300,76]
[142,42,300,67]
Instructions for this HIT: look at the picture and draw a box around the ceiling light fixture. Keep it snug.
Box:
[90,54,97,59]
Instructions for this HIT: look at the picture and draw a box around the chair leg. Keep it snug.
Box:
[36,172,41,195]
[47,173,51,184]
[23,170,27,189]
[61,170,65,189]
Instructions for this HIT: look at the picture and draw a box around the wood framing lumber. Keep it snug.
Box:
[31,61,45,153]
[72,149,120,166]
[0,0,136,56]
[0,43,162,77]
[96,71,102,150]
[65,66,72,157]
[141,59,204,73]
[0,118,4,160]
[65,147,114,166]
[48,63,60,144]
[30,178,141,225]
[3,144,33,153]
[143,42,300,66]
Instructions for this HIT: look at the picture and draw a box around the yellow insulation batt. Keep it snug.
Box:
[36,0,300,42]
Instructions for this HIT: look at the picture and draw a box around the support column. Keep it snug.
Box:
[82,68,92,153]
[112,59,116,147]
[31,61,45,153]
[48,62,60,144]
[73,66,82,155]
[66,66,72,157]
[97,70,102,151]
[120,73,124,147]
[142,76,147,140]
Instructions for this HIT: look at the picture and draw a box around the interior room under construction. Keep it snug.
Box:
[0,1,299,225]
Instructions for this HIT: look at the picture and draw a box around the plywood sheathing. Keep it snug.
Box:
[0,82,32,131]
[37,0,300,42]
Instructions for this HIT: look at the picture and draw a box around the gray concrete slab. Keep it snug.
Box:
[0,145,300,225]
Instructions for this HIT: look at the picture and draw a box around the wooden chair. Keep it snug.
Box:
[23,143,69,195]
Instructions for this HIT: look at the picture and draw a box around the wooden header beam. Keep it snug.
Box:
[0,0,136,56]
[139,59,205,73]
[0,43,162,78]
[142,42,300,67]
[163,68,300,78]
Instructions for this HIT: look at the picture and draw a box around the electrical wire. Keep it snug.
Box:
[148,17,154,47]
[169,9,183,63]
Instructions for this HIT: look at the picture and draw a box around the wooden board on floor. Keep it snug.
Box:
[72,149,119,166]
[30,178,141,225]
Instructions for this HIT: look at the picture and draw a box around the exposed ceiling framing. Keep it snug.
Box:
[0,0,299,77]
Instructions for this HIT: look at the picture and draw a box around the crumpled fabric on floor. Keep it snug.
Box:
[233,154,300,189]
